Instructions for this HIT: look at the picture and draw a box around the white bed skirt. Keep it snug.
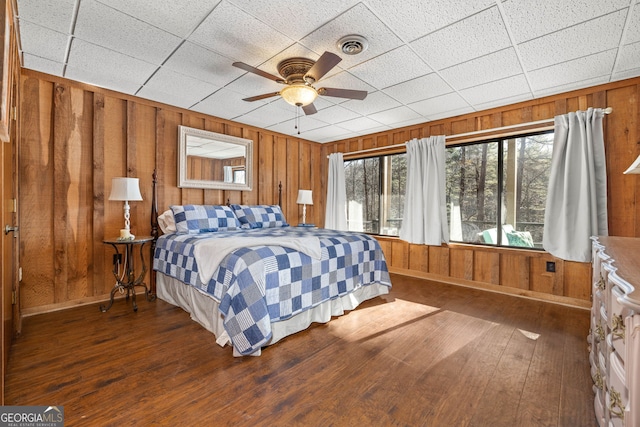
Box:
[156,272,390,356]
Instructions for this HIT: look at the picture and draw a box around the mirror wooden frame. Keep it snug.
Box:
[177,125,253,190]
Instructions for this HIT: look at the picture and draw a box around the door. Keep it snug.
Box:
[1,104,16,404]
[0,1,17,401]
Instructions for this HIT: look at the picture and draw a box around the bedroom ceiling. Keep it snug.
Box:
[15,0,640,143]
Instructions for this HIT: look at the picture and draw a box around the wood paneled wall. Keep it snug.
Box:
[18,68,640,313]
[323,77,640,308]
[19,70,324,314]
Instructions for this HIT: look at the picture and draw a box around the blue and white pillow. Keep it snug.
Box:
[170,205,241,234]
[230,204,289,229]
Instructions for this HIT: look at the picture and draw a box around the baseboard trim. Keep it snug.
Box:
[388,267,591,310]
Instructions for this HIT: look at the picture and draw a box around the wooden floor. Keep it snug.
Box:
[6,274,596,426]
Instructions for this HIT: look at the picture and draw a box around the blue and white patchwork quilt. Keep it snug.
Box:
[153,227,391,355]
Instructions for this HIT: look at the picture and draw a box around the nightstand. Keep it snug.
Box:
[102,236,156,312]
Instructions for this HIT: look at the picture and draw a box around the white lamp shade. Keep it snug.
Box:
[296,189,313,205]
[109,177,143,201]
[624,154,640,174]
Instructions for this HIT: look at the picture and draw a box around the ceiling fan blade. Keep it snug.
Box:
[318,87,368,100]
[242,92,280,102]
[232,62,284,83]
[305,52,341,83]
[302,103,317,115]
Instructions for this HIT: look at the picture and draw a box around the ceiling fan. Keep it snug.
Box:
[232,51,367,115]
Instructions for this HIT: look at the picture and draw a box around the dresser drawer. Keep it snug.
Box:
[610,286,628,359]
[595,389,605,426]
[608,351,628,426]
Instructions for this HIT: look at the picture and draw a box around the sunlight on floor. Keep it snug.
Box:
[518,328,540,340]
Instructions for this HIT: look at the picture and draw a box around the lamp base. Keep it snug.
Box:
[119,229,135,240]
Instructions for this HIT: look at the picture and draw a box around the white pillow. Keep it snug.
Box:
[157,209,177,234]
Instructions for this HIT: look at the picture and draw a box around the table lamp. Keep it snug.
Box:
[109,177,143,240]
[296,189,313,226]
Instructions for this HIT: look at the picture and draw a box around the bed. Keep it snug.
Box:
[150,179,392,356]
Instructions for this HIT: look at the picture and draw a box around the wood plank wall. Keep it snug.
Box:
[17,69,640,313]
[19,70,324,314]
[323,77,640,308]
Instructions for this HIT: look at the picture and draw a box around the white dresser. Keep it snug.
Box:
[590,236,640,426]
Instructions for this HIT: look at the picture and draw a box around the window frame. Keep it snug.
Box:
[446,129,554,250]
[342,128,553,251]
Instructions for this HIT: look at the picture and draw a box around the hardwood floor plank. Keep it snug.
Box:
[6,274,597,426]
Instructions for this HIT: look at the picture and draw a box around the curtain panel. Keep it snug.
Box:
[325,153,348,230]
[543,108,608,262]
[399,136,449,245]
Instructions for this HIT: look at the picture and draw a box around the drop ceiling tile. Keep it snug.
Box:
[17,21,68,63]
[312,105,362,125]
[534,75,611,98]
[64,64,142,95]
[299,3,403,69]
[192,88,265,120]
[22,53,65,76]
[349,45,432,90]
[65,38,158,91]
[224,72,283,99]
[408,92,471,119]
[368,106,423,126]
[624,2,640,43]
[342,91,401,115]
[441,48,523,90]
[382,73,452,105]
[460,74,531,106]
[502,0,631,44]
[75,0,182,65]
[267,116,329,135]
[236,102,295,129]
[518,10,627,72]
[163,42,244,87]
[298,125,353,143]
[136,87,193,109]
[188,2,293,66]
[229,0,359,40]
[138,67,220,108]
[410,6,511,70]
[16,0,76,33]
[528,49,618,92]
[615,41,640,73]
[94,0,218,38]
[366,0,496,42]
[472,93,533,113]
[612,67,640,82]
[337,116,386,132]
[352,125,392,136]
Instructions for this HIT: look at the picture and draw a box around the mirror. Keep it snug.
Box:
[178,125,253,190]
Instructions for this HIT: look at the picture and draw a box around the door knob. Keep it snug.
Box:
[4,225,18,235]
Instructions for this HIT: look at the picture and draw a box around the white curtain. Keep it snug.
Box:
[543,108,608,262]
[399,136,449,245]
[325,153,347,230]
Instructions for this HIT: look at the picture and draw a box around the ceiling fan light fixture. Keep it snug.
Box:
[280,84,318,107]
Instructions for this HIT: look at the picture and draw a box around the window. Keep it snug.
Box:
[343,130,553,250]
[446,131,554,248]
[344,153,406,235]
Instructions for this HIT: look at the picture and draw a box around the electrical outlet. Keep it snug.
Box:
[546,261,556,273]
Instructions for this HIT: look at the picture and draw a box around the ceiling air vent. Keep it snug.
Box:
[337,35,369,56]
